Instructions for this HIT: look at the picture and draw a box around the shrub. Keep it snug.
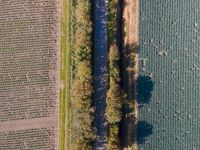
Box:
[107,124,120,149]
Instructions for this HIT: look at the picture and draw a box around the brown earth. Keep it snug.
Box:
[0,0,61,149]
[122,0,139,149]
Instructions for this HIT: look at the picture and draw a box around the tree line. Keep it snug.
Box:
[106,0,125,149]
[70,0,125,149]
[71,0,95,149]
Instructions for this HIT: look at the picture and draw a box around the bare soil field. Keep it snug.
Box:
[0,0,60,149]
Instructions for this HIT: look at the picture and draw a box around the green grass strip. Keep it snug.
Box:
[59,0,71,149]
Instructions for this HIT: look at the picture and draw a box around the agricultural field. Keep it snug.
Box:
[0,0,60,149]
[0,0,139,149]
[138,0,200,149]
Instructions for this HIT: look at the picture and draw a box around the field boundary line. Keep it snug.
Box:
[59,0,71,149]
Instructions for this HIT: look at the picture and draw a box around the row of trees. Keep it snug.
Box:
[107,45,124,149]
[106,0,124,149]
[70,0,125,149]
[71,0,95,149]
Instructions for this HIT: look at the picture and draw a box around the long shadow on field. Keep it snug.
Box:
[137,121,153,144]
[136,75,154,144]
[136,75,154,106]
[120,47,154,148]
[120,42,139,149]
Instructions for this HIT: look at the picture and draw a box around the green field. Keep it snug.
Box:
[138,0,200,149]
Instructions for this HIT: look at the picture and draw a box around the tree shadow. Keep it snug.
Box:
[119,45,154,148]
[136,75,154,105]
[116,0,154,148]
[135,76,154,144]
[119,42,139,149]
[137,121,153,144]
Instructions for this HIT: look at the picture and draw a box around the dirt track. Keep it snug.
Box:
[122,0,139,149]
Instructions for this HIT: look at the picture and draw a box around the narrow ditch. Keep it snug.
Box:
[93,0,108,149]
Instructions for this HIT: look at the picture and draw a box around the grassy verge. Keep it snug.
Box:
[59,0,72,149]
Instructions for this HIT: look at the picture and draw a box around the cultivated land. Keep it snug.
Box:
[138,0,200,149]
[0,0,60,149]
[0,0,139,149]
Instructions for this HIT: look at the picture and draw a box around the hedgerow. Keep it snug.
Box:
[71,0,95,149]
[106,0,124,149]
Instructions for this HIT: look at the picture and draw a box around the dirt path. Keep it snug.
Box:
[122,0,139,149]
[93,0,108,149]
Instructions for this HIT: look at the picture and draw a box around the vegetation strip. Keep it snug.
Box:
[60,0,95,149]
[59,0,138,149]
[59,0,71,149]
[106,0,124,149]
[70,0,95,149]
